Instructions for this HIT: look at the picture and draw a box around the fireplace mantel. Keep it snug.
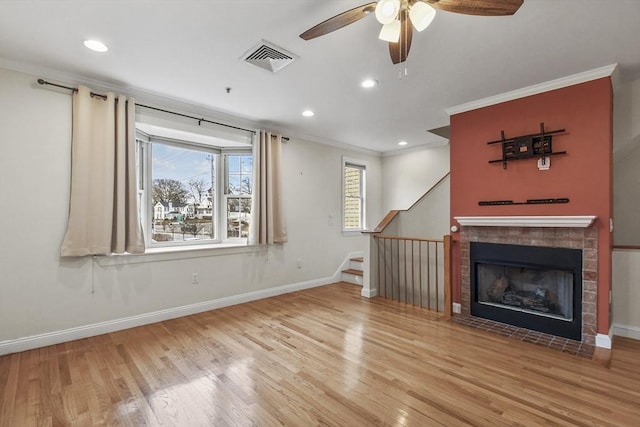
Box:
[454,215,597,228]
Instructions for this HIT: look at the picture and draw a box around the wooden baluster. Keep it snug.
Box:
[411,240,415,306]
[403,239,408,303]
[418,241,423,307]
[435,242,440,312]
[427,242,431,310]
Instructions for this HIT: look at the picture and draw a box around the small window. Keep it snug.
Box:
[343,158,366,232]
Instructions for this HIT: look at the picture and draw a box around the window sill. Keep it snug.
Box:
[94,242,259,266]
[342,229,365,237]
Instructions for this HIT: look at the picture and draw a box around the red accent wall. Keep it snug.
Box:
[450,78,613,334]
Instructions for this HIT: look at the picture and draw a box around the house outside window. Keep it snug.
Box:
[342,157,366,234]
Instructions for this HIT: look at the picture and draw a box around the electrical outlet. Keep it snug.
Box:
[297,259,303,269]
[192,272,199,284]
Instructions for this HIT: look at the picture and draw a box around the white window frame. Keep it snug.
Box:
[220,151,253,243]
[342,156,367,235]
[137,132,253,248]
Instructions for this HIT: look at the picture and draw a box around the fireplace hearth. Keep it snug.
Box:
[470,242,582,340]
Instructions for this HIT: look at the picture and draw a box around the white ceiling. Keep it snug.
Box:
[1,0,639,153]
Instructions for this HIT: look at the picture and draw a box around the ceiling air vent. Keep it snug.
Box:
[241,40,297,73]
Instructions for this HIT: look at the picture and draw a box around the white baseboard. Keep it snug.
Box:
[595,325,614,349]
[0,276,334,356]
[613,323,640,341]
[361,287,377,298]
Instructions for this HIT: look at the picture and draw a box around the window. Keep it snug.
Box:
[225,154,253,238]
[342,158,366,232]
[136,119,253,247]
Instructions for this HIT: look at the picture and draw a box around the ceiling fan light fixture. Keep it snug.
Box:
[378,20,401,42]
[409,1,436,32]
[375,0,400,25]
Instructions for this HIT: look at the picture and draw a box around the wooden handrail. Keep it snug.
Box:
[365,210,400,233]
[374,235,444,243]
[613,245,640,250]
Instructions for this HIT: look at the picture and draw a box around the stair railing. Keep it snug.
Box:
[373,235,451,316]
[362,172,452,316]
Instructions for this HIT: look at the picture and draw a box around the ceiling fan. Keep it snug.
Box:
[300,0,523,64]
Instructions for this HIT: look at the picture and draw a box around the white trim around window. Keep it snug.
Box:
[342,156,367,236]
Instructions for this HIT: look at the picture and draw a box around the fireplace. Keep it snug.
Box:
[470,242,582,340]
[455,219,598,351]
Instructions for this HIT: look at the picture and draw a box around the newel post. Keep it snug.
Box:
[361,233,378,298]
[443,234,452,318]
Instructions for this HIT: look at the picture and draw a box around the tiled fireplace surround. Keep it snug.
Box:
[457,224,598,357]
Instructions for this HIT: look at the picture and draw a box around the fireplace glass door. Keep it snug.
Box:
[476,263,573,322]
[470,242,582,340]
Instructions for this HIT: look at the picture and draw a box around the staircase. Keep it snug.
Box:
[342,256,364,285]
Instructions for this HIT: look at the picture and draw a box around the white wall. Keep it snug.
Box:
[381,145,450,213]
[612,249,640,340]
[613,77,640,245]
[0,67,382,348]
[611,77,640,336]
[393,177,450,240]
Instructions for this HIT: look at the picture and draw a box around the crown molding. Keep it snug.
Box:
[445,64,619,116]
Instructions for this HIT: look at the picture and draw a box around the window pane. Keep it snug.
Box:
[241,156,253,174]
[227,155,240,173]
[241,176,252,195]
[344,164,363,230]
[227,175,241,195]
[227,197,251,238]
[151,143,216,243]
[225,154,253,239]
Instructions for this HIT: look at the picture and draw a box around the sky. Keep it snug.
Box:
[152,143,253,199]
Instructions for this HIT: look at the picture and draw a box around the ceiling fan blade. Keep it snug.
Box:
[429,0,523,16]
[389,10,413,64]
[300,2,377,40]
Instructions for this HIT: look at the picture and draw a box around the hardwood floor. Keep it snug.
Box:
[1,282,639,426]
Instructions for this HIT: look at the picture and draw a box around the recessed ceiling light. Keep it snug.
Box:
[302,110,314,117]
[83,39,108,53]
[361,78,378,88]
[398,141,408,146]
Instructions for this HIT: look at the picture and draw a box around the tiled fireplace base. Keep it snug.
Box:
[458,225,598,351]
[452,314,595,358]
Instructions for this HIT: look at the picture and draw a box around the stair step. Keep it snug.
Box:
[342,268,363,277]
[350,257,364,263]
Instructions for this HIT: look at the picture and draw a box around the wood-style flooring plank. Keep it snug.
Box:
[1,282,639,426]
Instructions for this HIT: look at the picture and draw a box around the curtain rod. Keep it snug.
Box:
[36,78,289,140]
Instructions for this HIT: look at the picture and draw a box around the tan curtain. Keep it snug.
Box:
[249,131,287,244]
[60,86,144,256]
